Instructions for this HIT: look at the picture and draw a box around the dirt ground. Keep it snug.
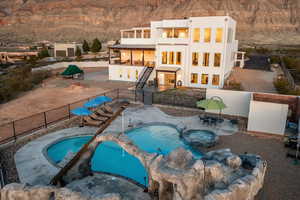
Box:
[229,67,278,93]
[0,67,134,124]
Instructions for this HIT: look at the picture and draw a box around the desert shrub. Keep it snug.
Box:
[274,78,290,94]
[224,80,243,91]
[0,67,51,103]
[270,56,280,64]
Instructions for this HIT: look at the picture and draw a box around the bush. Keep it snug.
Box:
[38,48,50,59]
[270,56,280,64]
[274,78,290,94]
[82,40,90,52]
[224,80,243,91]
[91,38,102,53]
[0,67,51,103]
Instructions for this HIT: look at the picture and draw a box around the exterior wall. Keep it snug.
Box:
[108,65,145,82]
[247,101,288,135]
[54,43,82,57]
[206,89,252,117]
[112,16,239,89]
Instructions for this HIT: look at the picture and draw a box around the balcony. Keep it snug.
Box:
[120,28,154,45]
[157,28,189,44]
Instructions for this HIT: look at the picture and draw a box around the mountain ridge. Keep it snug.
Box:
[0,0,299,46]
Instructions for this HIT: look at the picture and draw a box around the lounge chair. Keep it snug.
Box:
[95,109,113,118]
[102,104,114,114]
[83,116,104,127]
[90,113,108,121]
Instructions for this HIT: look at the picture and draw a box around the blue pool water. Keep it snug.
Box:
[47,125,202,186]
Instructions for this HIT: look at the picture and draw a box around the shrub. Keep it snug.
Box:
[270,56,280,64]
[82,40,90,52]
[274,78,290,94]
[224,80,243,91]
[38,48,50,59]
[91,38,102,53]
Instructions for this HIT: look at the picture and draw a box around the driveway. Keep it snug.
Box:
[244,54,270,71]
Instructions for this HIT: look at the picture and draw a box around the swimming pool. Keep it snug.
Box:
[46,124,202,186]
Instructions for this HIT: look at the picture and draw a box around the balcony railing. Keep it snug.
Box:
[110,59,155,67]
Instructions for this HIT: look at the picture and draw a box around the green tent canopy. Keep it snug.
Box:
[61,65,84,76]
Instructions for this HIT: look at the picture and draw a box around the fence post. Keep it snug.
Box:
[44,112,47,128]
[12,121,17,142]
[68,104,71,119]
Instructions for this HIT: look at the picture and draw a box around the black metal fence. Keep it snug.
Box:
[0,88,206,145]
[0,89,119,145]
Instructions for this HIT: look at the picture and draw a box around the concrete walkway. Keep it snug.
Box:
[14,126,98,185]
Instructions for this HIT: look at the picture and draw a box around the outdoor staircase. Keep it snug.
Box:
[136,67,154,90]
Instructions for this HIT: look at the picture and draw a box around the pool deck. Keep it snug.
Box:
[14,126,98,185]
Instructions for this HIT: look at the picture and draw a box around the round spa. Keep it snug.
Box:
[181,129,218,148]
[46,124,203,187]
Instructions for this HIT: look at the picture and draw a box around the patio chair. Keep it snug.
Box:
[199,115,206,121]
[102,104,114,114]
[90,113,108,121]
[210,118,217,126]
[230,119,238,126]
[95,109,113,118]
[203,117,210,126]
[83,116,104,127]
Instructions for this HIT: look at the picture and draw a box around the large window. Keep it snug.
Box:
[174,28,188,38]
[162,28,173,38]
[214,53,221,67]
[132,50,143,66]
[203,53,210,67]
[123,31,135,38]
[192,52,199,66]
[204,28,211,43]
[162,52,168,64]
[191,73,198,84]
[169,52,174,64]
[201,74,208,84]
[144,50,155,67]
[176,52,182,65]
[136,30,142,38]
[143,30,151,38]
[162,28,188,38]
[215,28,223,43]
[212,75,220,86]
[121,50,131,65]
[193,28,200,42]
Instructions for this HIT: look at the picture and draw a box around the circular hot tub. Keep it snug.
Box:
[182,130,218,149]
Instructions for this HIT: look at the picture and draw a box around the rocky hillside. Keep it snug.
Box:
[0,0,299,46]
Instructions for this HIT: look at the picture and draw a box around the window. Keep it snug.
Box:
[176,52,182,65]
[193,28,200,42]
[204,28,211,43]
[201,74,209,84]
[212,75,220,86]
[191,73,198,84]
[214,53,221,67]
[132,50,143,66]
[127,69,131,79]
[143,30,151,38]
[144,50,155,67]
[174,28,188,38]
[203,53,210,67]
[136,30,142,38]
[121,50,131,65]
[123,31,134,38]
[162,52,167,64]
[216,28,223,43]
[136,70,139,80]
[162,28,173,38]
[169,52,174,64]
[192,52,199,66]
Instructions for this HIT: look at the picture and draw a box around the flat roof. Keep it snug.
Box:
[109,44,155,50]
[156,67,181,72]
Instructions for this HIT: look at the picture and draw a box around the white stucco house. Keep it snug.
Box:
[108,16,243,89]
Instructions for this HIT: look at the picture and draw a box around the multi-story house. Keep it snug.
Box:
[108,16,242,89]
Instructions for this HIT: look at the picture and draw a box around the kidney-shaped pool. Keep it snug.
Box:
[46,124,203,186]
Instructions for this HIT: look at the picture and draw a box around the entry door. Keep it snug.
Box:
[165,73,176,87]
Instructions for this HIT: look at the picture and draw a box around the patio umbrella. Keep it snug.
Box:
[196,96,227,119]
[71,107,92,127]
[94,96,112,103]
[84,99,102,108]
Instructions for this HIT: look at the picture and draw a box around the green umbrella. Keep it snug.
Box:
[196,99,226,110]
